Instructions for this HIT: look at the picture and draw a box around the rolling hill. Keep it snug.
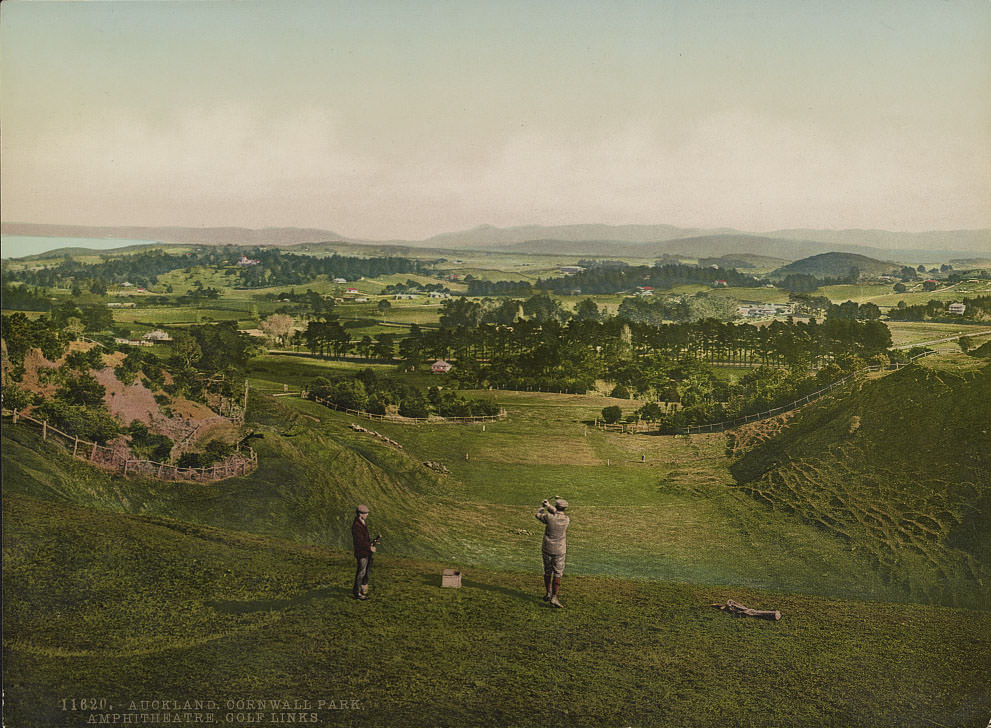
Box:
[729,356,991,608]
[770,252,900,279]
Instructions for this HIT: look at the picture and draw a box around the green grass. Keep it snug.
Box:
[5,492,990,728]
[113,306,249,325]
[816,283,894,303]
[729,354,991,609]
[886,321,991,348]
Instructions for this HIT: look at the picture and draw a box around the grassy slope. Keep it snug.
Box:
[730,355,991,609]
[4,493,990,728]
[0,395,889,603]
[6,354,988,608]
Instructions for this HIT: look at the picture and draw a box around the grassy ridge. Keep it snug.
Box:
[4,493,990,728]
[730,356,991,609]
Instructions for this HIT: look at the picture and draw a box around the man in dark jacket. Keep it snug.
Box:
[351,504,376,600]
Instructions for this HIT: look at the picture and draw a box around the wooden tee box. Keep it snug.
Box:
[441,569,462,588]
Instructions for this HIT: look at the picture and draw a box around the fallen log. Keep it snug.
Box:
[711,599,781,621]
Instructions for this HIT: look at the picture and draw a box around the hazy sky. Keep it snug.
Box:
[2,0,989,239]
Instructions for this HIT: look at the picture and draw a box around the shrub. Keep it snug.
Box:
[601,405,622,424]
[33,400,120,444]
[610,384,631,399]
[1,384,33,412]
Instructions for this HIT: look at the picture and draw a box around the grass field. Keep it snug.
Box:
[4,492,990,728]
[886,321,991,348]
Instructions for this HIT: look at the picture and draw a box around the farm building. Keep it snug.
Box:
[237,255,260,266]
[948,302,966,315]
[431,359,453,374]
[142,330,172,342]
[333,278,347,284]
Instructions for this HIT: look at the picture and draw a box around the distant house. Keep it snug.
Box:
[948,302,966,315]
[923,279,939,292]
[394,293,416,300]
[431,359,453,374]
[345,287,360,294]
[114,337,152,347]
[120,281,134,288]
[237,255,260,266]
[559,266,584,275]
[448,274,462,281]
[713,280,728,287]
[428,291,450,299]
[333,278,348,284]
[142,330,172,342]
[354,297,369,303]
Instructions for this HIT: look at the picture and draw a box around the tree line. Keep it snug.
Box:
[4,247,427,291]
[308,369,499,419]
[466,262,760,296]
[887,295,991,322]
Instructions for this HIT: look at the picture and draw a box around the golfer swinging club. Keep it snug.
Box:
[535,496,570,608]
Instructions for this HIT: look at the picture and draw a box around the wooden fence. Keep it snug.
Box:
[2,409,257,483]
[681,351,935,435]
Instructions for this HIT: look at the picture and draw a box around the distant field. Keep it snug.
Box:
[247,353,432,389]
[816,283,893,303]
[872,279,991,307]
[885,321,991,348]
[113,306,248,325]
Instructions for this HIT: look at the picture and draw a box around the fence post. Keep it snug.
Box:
[73,436,79,457]
[42,420,48,440]
[123,460,130,475]
[11,409,18,424]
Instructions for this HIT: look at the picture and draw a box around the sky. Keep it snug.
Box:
[1,0,990,240]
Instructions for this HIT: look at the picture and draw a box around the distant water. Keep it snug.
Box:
[0,235,163,259]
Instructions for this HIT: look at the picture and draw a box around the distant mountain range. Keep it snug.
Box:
[3,222,989,264]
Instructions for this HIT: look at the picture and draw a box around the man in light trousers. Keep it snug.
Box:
[535,497,570,608]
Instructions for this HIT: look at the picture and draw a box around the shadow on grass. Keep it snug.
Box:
[208,585,351,614]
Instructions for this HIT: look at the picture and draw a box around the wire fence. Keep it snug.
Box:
[681,351,935,435]
[3,409,257,483]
